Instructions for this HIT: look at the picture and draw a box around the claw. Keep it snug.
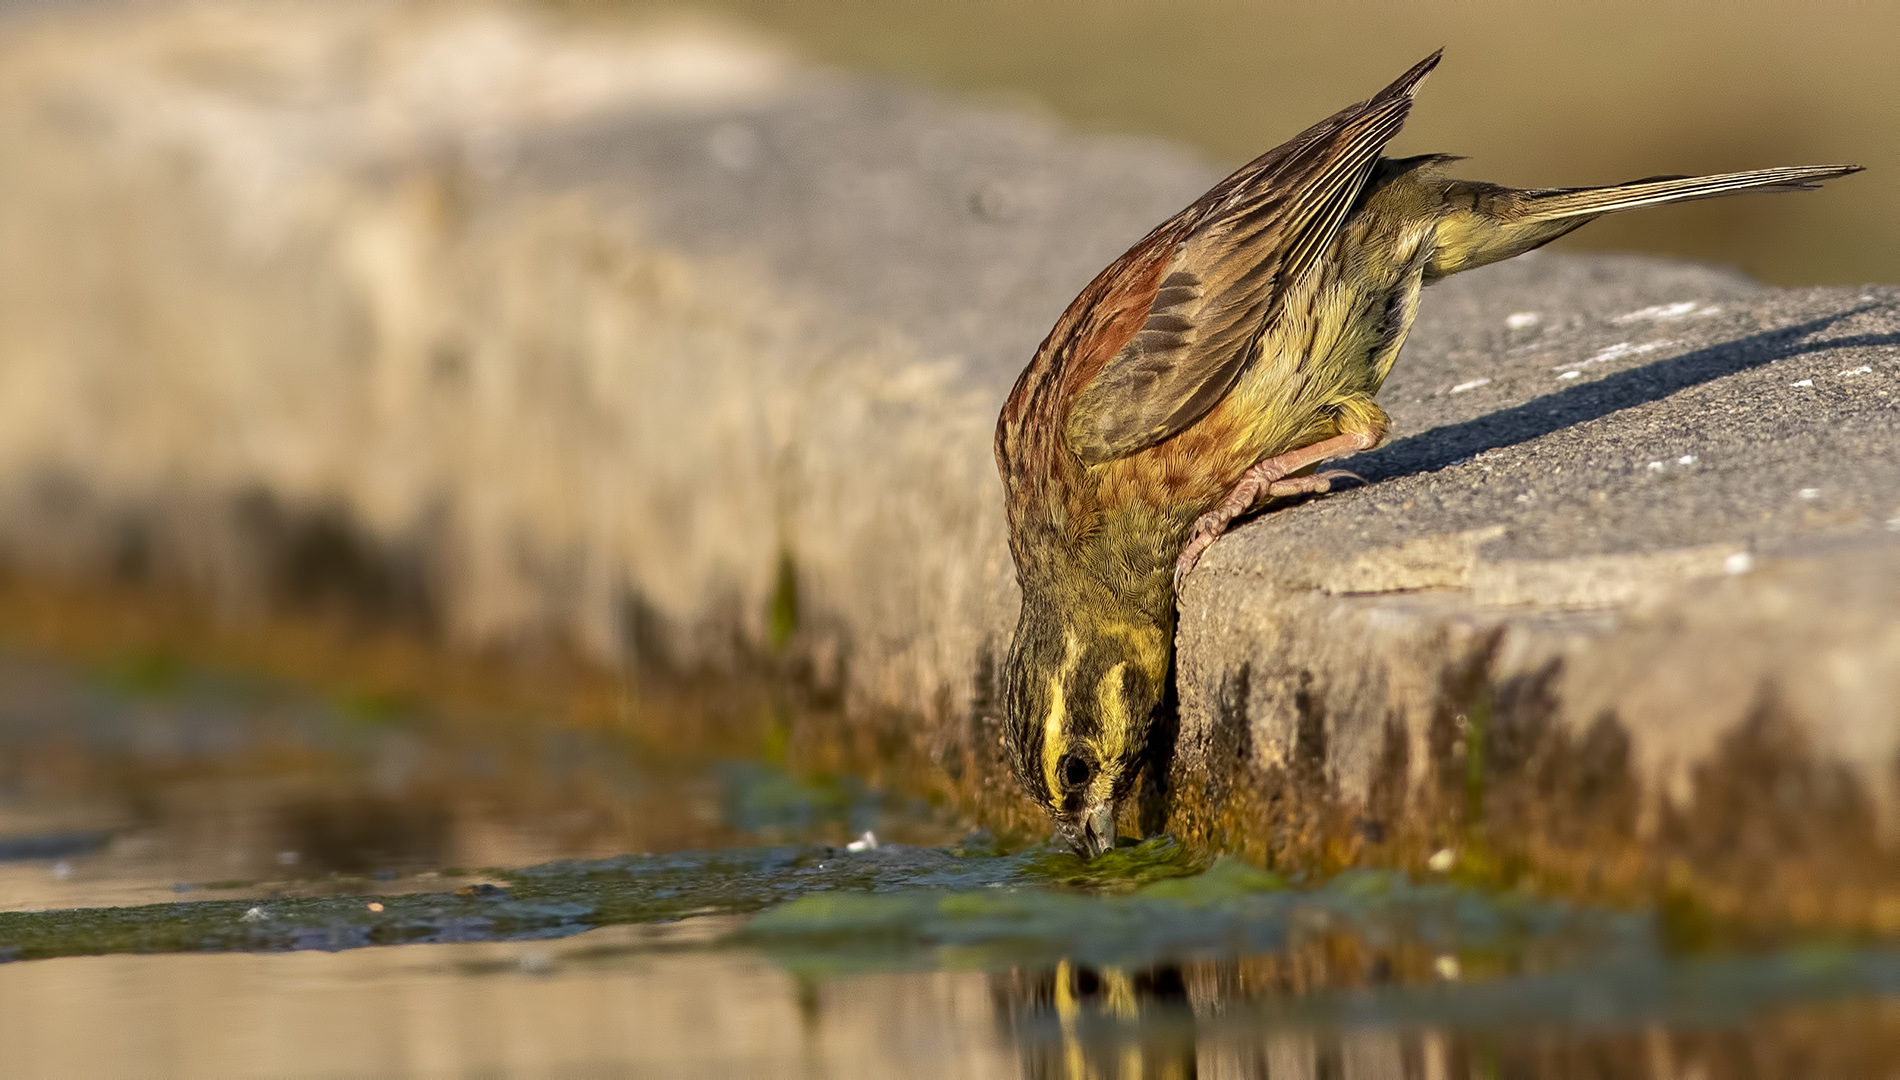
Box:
[1174,434,1378,597]
[1173,517,1221,593]
[1265,468,1365,498]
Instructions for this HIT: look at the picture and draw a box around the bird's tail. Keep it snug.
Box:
[1426,163,1862,280]
[1508,164,1864,222]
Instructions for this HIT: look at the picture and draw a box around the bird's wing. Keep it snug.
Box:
[1063,50,1440,464]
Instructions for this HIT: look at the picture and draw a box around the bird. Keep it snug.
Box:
[992,50,1860,858]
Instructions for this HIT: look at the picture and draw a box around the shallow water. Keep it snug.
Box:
[2,645,1898,1078]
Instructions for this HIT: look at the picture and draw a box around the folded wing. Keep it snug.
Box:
[1065,50,1441,464]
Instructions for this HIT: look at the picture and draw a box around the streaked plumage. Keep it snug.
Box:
[995,51,1860,857]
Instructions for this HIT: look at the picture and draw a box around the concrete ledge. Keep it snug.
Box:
[1172,260,1900,929]
[2,1,1898,924]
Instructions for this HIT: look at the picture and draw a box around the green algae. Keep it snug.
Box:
[0,838,1591,972]
[741,850,1632,975]
[1136,857,1288,903]
[0,844,1025,963]
[8,837,1900,1039]
[1020,835,1205,891]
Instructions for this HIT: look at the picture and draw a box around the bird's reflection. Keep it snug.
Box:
[992,960,1198,1080]
[985,956,1900,1079]
[988,957,1448,1080]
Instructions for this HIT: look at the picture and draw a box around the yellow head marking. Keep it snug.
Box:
[1041,673,1066,784]
[1040,631,1084,798]
[1098,621,1167,683]
[1084,661,1132,805]
[1092,661,1130,764]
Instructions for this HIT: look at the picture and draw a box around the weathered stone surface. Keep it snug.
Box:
[1179,260,1900,776]
[1171,259,1900,926]
[1,0,1896,917]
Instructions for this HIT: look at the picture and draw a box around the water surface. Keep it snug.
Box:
[1,645,1897,1078]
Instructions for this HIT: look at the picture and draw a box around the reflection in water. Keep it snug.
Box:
[989,958,1900,1079]
[4,644,1900,1076]
[2,929,1898,1079]
[0,926,1018,1080]
[995,960,1197,1079]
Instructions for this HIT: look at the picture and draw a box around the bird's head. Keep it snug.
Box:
[1001,598,1170,858]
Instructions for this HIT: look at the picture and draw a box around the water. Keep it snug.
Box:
[2,644,1898,1078]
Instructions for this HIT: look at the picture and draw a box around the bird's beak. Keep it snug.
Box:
[1061,802,1118,859]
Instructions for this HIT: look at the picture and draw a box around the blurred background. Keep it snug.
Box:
[584,0,1899,285]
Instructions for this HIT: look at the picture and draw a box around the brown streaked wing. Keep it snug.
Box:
[1063,50,1441,465]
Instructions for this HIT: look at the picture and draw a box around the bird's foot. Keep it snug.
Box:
[1173,514,1227,594]
[1174,469,1278,593]
[1265,468,1364,498]
[1171,470,1354,592]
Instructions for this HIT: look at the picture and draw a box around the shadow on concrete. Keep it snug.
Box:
[1355,306,1899,483]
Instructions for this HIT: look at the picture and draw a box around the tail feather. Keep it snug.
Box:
[1427,162,1863,280]
[1511,164,1863,221]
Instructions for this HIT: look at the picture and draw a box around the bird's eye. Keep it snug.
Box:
[1061,755,1092,788]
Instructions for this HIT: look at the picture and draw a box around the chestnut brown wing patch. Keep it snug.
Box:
[1064,50,1440,465]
